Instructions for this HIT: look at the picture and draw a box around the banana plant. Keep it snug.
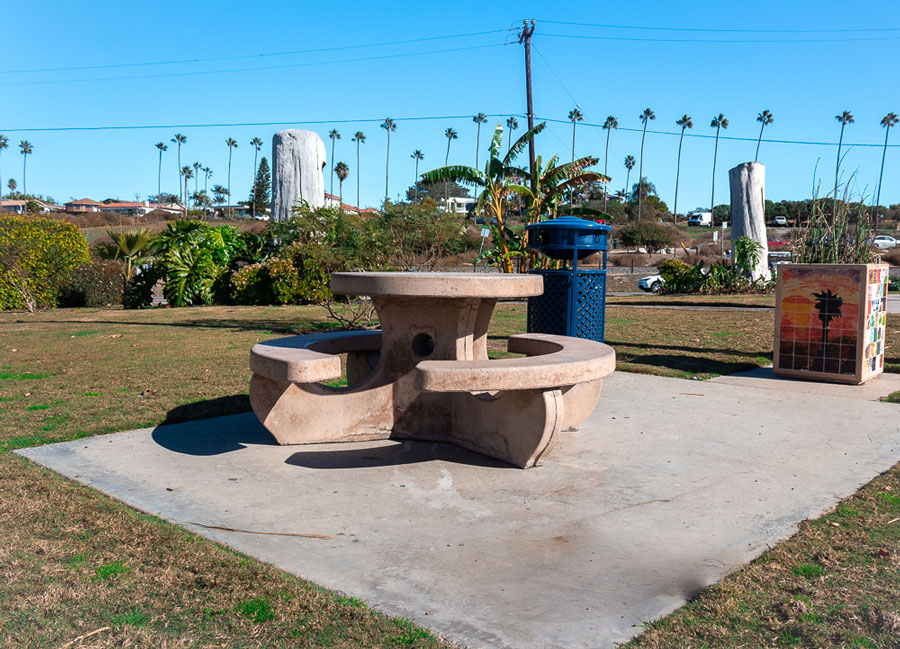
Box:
[420,122,545,273]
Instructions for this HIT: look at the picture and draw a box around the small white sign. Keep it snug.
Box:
[480,228,490,238]
[713,230,719,243]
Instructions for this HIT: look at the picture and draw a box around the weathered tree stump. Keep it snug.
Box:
[271,129,327,222]
[729,162,770,282]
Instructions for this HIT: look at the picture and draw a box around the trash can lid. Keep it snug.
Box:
[525,215,612,233]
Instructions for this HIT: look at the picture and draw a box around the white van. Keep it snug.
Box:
[687,210,713,227]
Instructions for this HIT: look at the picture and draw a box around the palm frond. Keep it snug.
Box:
[503,122,546,166]
[419,165,485,187]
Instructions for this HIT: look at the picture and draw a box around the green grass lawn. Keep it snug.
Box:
[1,303,899,648]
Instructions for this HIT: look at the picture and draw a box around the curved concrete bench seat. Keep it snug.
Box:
[250,330,381,383]
[415,333,615,392]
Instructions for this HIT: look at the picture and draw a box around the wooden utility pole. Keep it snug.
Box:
[519,19,536,193]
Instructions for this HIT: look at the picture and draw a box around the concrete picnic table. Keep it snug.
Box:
[249,272,615,468]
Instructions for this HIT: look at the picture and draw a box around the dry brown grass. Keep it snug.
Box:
[2,304,899,647]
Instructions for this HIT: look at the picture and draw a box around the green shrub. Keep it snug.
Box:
[230,262,272,305]
[267,257,301,304]
[618,221,675,251]
[0,215,90,311]
[125,262,164,309]
[58,260,123,307]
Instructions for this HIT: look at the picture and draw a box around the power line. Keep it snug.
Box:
[536,19,900,34]
[535,116,900,148]
[541,32,900,44]
[3,113,897,150]
[0,29,508,75]
[1,114,515,133]
[531,44,580,108]
[0,43,505,87]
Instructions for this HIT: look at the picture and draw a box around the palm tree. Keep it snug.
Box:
[181,165,194,217]
[154,142,167,208]
[328,129,341,197]
[637,108,655,221]
[834,110,854,208]
[192,161,202,196]
[411,149,425,202]
[623,155,635,201]
[335,161,349,206]
[601,116,618,210]
[472,113,488,168]
[755,110,774,162]
[8,179,16,194]
[673,115,693,222]
[351,131,365,211]
[225,137,238,217]
[202,166,212,216]
[568,107,584,162]
[0,134,7,202]
[380,118,396,203]
[250,137,263,219]
[875,112,898,218]
[710,114,728,219]
[18,140,32,196]
[505,116,519,153]
[444,127,458,165]
[171,133,187,202]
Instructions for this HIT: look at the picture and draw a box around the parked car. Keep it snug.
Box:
[254,214,270,221]
[872,235,899,250]
[639,274,664,293]
[767,238,789,247]
[772,215,788,227]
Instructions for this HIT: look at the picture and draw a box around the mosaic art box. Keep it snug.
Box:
[774,263,889,384]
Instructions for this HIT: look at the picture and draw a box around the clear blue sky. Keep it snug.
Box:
[3,1,899,212]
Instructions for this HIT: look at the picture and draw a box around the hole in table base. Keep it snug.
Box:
[411,333,435,357]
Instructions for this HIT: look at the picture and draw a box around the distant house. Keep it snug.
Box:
[1,199,57,214]
[65,198,104,213]
[324,193,367,213]
[97,201,155,217]
[439,196,476,215]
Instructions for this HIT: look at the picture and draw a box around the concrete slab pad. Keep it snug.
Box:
[17,372,900,649]
[712,366,900,400]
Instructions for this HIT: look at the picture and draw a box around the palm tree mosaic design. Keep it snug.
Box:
[777,267,861,375]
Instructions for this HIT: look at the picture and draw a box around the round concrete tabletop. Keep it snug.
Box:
[331,272,543,298]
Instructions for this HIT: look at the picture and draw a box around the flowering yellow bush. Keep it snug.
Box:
[0,215,90,311]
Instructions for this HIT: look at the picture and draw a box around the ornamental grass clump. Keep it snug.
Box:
[796,195,876,265]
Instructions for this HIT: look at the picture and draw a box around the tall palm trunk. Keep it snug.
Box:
[356,140,361,212]
[834,124,846,212]
[22,154,26,196]
[384,134,390,203]
[674,126,686,223]
[711,126,721,219]
[227,149,233,218]
[157,151,163,208]
[475,122,482,168]
[637,123,648,221]
[755,121,765,162]
[624,169,631,201]
[603,130,611,211]
[875,125,892,215]
[251,148,259,219]
[176,144,182,203]
[571,121,577,163]
[183,174,189,218]
[339,178,343,206]
[414,158,420,202]
[330,138,336,197]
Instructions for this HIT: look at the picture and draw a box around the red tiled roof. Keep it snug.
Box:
[99,202,146,208]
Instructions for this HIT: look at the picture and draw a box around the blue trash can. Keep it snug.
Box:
[526,216,611,342]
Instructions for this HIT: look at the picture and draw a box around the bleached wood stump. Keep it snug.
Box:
[271,129,326,222]
[729,162,770,282]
